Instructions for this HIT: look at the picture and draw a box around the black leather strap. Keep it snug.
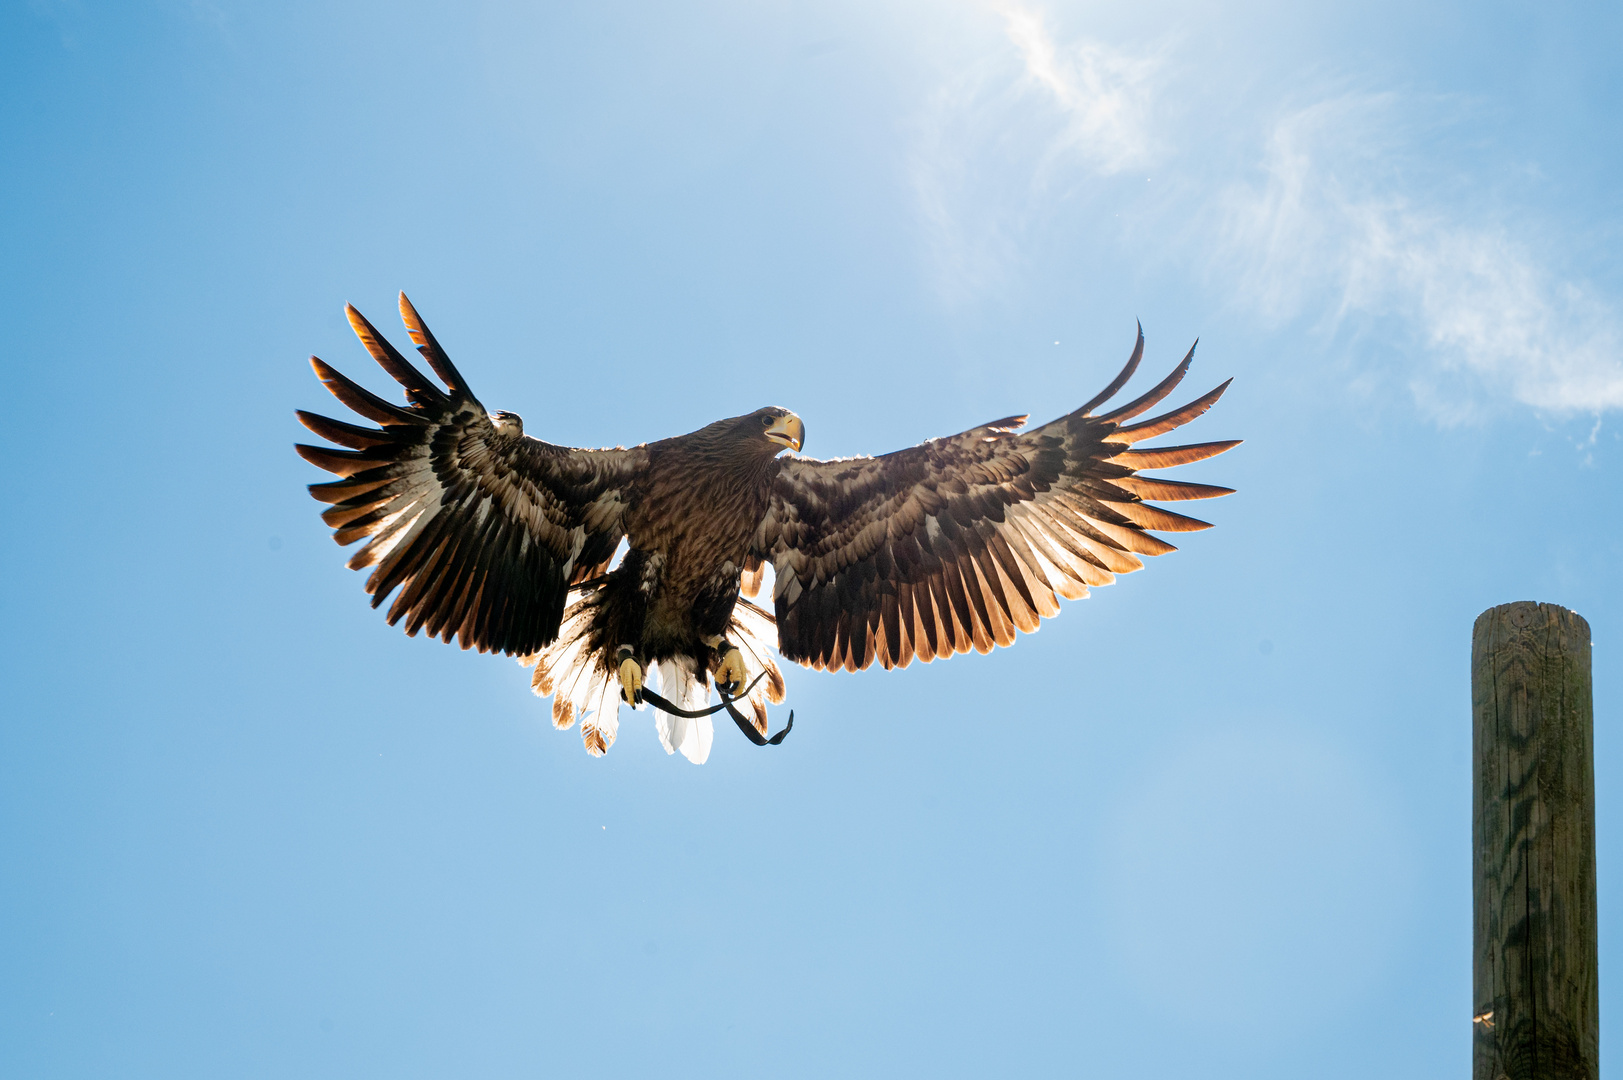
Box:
[637,672,794,747]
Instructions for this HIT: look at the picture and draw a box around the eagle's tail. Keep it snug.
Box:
[517,594,786,763]
[652,658,713,764]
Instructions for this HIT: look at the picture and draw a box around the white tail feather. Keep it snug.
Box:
[517,591,787,763]
[653,657,713,764]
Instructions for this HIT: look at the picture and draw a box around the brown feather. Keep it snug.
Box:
[345,305,450,408]
[1108,476,1236,501]
[309,357,426,427]
[1078,323,1145,416]
[1094,341,1196,423]
[308,475,397,505]
[1104,500,1215,533]
[397,292,475,399]
[1111,380,1233,443]
[296,410,401,450]
[1105,440,1241,469]
[293,443,389,478]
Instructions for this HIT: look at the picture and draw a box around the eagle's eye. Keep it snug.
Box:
[761,415,774,427]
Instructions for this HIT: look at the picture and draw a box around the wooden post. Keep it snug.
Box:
[1473,601,1599,1080]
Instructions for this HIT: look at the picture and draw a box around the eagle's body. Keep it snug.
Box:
[618,420,781,657]
[298,295,1238,763]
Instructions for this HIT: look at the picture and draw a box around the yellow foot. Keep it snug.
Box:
[618,655,643,706]
[715,645,746,694]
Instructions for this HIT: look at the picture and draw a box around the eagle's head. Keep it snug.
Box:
[491,410,524,437]
[746,406,804,455]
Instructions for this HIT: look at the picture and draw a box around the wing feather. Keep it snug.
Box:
[755,331,1236,671]
[1108,476,1235,501]
[1077,323,1145,416]
[310,357,427,426]
[297,295,644,655]
[1110,379,1233,443]
[398,292,475,398]
[345,304,451,410]
[1106,440,1241,469]
[1094,341,1195,423]
[296,410,405,450]
[1104,500,1214,533]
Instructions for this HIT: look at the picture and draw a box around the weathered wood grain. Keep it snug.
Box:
[1473,601,1598,1080]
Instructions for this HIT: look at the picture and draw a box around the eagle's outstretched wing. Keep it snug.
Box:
[296,294,644,656]
[750,330,1237,672]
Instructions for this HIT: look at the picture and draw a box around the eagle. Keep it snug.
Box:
[296,294,1237,763]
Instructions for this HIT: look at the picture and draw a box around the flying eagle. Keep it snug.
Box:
[296,295,1237,763]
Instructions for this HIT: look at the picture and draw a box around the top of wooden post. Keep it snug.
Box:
[1473,601,1590,653]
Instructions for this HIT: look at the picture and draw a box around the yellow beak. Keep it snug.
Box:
[764,413,804,453]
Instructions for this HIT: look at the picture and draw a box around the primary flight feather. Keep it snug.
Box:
[297,294,1238,763]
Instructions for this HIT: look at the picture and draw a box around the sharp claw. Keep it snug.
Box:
[618,656,643,707]
[715,645,747,694]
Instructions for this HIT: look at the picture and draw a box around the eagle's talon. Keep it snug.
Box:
[714,645,747,693]
[618,656,643,706]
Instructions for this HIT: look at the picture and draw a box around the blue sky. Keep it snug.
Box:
[3,1,1620,1076]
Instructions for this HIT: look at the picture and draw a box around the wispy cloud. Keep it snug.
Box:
[1221,94,1623,418]
[993,1,1160,179]
[909,1,1160,299]
[912,6,1623,419]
